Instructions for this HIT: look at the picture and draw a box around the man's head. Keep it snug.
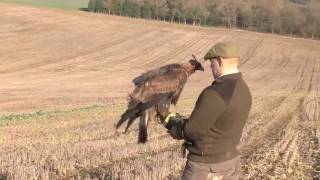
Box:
[204,42,240,79]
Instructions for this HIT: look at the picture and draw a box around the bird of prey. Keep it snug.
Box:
[116,55,204,143]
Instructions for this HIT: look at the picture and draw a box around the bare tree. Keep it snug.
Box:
[216,0,241,28]
[303,0,320,38]
[280,2,306,35]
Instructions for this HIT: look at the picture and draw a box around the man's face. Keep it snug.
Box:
[209,58,222,79]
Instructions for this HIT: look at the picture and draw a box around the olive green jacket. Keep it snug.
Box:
[175,72,252,163]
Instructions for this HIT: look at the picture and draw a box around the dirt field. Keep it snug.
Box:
[0,3,319,180]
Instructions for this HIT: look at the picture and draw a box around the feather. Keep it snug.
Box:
[116,92,173,130]
[125,116,137,133]
[116,108,139,129]
[132,64,182,86]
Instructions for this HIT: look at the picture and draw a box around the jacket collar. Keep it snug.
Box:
[212,72,242,85]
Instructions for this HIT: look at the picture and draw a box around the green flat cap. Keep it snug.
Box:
[204,42,240,60]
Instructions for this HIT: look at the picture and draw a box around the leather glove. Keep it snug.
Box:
[163,112,184,130]
[163,113,185,140]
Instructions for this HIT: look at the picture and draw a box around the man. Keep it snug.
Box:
[164,42,252,180]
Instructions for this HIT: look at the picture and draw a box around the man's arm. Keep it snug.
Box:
[166,89,227,140]
[183,89,227,141]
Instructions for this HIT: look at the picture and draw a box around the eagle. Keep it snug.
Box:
[116,55,204,143]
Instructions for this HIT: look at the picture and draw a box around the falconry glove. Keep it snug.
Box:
[163,113,183,129]
[163,113,185,140]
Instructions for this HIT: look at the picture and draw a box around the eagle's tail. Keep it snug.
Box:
[116,108,139,129]
[116,100,158,131]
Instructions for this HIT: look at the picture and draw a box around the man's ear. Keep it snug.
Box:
[217,57,222,67]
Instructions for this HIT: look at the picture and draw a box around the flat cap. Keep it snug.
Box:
[204,42,240,60]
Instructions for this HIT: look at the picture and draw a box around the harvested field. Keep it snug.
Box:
[0,3,319,180]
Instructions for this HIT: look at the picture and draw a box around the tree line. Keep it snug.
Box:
[87,0,320,39]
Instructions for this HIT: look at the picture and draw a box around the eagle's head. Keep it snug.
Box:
[189,59,204,72]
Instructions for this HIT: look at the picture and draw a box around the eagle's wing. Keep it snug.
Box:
[130,67,189,103]
[132,64,182,86]
[171,87,183,105]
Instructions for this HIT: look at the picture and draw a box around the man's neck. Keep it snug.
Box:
[218,69,239,78]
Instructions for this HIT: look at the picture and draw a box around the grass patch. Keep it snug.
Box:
[0,0,90,10]
[0,105,105,122]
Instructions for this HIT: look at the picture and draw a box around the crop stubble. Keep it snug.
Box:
[0,3,319,180]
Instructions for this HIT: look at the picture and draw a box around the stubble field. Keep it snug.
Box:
[0,3,319,180]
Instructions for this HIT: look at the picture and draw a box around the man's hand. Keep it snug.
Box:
[163,113,185,140]
[163,113,179,128]
[163,113,183,129]
[167,126,181,140]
